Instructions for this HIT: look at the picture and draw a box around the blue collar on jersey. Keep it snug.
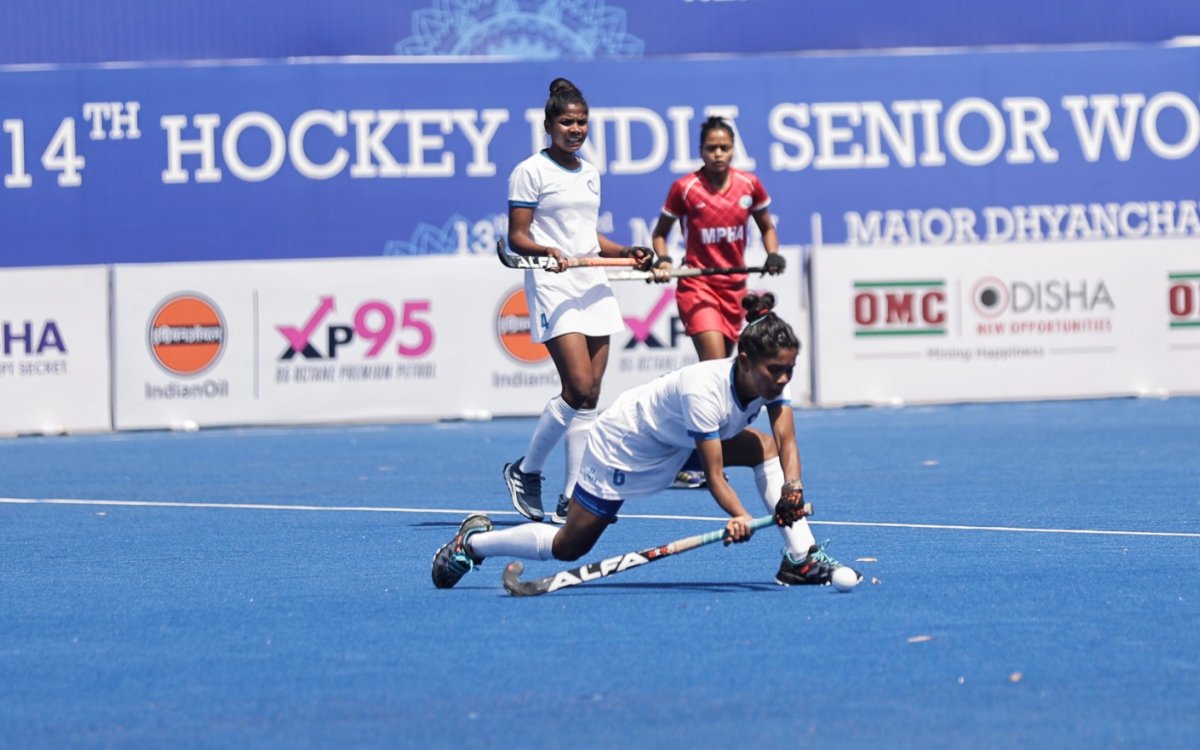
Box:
[729,362,749,411]
[539,149,583,173]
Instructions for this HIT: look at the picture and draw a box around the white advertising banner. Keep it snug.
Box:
[114,256,486,429]
[811,239,1200,406]
[1164,243,1200,395]
[113,248,809,429]
[0,266,111,436]
[458,245,807,418]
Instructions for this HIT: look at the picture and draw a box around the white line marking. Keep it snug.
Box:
[0,497,496,515]
[3,497,1198,538]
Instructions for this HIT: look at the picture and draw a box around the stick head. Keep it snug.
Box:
[502,560,550,597]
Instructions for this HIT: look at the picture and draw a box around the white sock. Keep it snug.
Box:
[466,523,558,562]
[562,407,597,497]
[755,457,817,556]
[521,396,576,473]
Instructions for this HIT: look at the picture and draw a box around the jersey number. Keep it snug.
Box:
[612,469,625,486]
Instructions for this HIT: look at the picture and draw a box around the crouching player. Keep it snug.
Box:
[432,293,859,589]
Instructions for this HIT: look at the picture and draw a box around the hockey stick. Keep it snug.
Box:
[496,238,639,271]
[502,506,810,597]
[606,265,769,282]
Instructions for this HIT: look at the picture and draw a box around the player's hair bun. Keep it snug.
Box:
[742,292,777,323]
[549,78,579,96]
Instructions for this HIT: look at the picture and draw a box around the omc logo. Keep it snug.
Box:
[1168,272,1200,328]
[147,293,226,376]
[496,288,549,364]
[852,280,947,337]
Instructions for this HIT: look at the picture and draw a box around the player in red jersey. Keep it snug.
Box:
[650,116,785,361]
[651,116,786,489]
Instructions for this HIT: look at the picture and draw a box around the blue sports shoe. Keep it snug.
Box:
[431,514,493,589]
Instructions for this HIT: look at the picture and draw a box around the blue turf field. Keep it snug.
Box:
[2,398,1199,748]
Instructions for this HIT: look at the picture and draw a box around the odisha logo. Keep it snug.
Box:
[971,278,1114,318]
[394,0,644,60]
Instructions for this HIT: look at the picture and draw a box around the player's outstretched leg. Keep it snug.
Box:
[776,542,861,587]
[431,514,493,589]
[503,457,545,521]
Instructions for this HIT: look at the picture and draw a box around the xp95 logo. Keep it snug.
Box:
[277,296,434,360]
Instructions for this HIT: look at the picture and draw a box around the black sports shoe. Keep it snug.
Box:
[775,543,857,586]
[431,514,493,589]
[503,457,544,521]
[550,494,569,525]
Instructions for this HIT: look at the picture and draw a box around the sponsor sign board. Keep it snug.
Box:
[113,249,807,428]
[0,266,111,435]
[811,239,1199,405]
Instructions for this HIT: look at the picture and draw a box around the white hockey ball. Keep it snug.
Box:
[831,566,861,592]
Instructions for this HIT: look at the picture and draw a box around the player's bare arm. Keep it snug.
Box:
[696,437,754,542]
[597,232,654,270]
[767,401,802,483]
[754,208,784,275]
[648,213,677,283]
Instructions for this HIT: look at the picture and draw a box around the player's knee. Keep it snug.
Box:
[725,428,776,467]
[561,381,600,410]
[551,532,598,561]
[552,538,593,562]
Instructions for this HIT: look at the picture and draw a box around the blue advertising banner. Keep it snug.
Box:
[2,0,1198,66]
[1,44,1199,267]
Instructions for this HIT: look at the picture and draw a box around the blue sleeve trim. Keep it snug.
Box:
[509,200,537,208]
[687,429,720,441]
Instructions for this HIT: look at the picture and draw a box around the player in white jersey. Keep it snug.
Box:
[574,355,780,501]
[435,293,861,589]
[502,78,654,526]
[510,146,619,342]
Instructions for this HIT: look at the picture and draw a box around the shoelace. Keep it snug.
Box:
[454,526,490,572]
[782,541,842,568]
[516,468,542,494]
[810,540,842,567]
[444,538,475,574]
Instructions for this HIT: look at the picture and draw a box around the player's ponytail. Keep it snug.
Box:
[738,292,799,360]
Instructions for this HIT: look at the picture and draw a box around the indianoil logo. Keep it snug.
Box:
[147,293,227,376]
[495,287,549,364]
